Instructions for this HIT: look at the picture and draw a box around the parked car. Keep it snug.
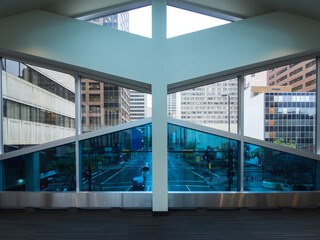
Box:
[131,176,145,190]
[142,162,150,171]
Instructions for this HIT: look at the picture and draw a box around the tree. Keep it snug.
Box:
[273,138,296,148]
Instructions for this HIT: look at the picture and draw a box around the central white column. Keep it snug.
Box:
[152,83,168,212]
[152,0,168,213]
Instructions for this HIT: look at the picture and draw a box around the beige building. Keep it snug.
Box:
[81,79,130,132]
[179,79,238,133]
[267,59,316,92]
[250,86,292,98]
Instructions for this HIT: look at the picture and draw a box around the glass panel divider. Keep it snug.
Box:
[238,75,245,191]
[75,75,82,192]
[315,57,320,190]
[0,57,4,191]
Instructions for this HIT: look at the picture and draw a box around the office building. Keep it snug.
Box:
[130,90,148,121]
[2,58,75,152]
[81,80,130,132]
[245,86,315,151]
[178,79,238,133]
[267,59,316,92]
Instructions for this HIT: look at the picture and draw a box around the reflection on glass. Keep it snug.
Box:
[4,143,76,191]
[80,124,152,191]
[168,124,238,191]
[244,143,315,191]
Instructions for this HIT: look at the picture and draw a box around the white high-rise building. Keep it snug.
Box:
[130,90,148,121]
[170,79,238,133]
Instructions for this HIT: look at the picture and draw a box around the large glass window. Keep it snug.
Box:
[4,142,76,191]
[81,78,150,133]
[168,124,238,191]
[244,59,316,152]
[168,78,238,134]
[2,58,76,153]
[244,143,316,191]
[80,124,152,191]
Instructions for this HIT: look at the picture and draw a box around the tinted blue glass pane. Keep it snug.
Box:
[4,157,25,191]
[168,124,238,191]
[4,142,76,191]
[80,124,152,191]
[244,143,316,191]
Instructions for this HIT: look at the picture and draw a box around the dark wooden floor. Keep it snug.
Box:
[0,208,320,239]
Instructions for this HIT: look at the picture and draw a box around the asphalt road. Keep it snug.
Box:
[82,152,236,191]
[82,152,152,191]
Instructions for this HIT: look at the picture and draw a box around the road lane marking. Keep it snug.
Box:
[187,185,211,188]
[101,168,126,184]
[168,180,203,183]
[188,169,205,179]
[92,170,110,179]
[199,169,219,177]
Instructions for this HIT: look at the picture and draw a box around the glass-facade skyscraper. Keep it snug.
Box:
[264,92,315,151]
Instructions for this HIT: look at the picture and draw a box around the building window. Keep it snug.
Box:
[289,67,302,77]
[89,94,100,102]
[306,60,316,68]
[7,101,20,119]
[81,105,86,113]
[306,70,316,78]
[276,75,287,83]
[292,85,303,92]
[21,105,31,121]
[89,105,101,113]
[88,83,100,90]
[306,79,316,87]
[89,117,101,125]
[289,76,302,85]
[276,67,287,76]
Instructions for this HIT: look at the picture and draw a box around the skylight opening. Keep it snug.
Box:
[82,6,152,38]
[167,6,230,38]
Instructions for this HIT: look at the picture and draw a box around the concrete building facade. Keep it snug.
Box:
[81,80,130,132]
[179,79,238,133]
[267,59,316,92]
[130,90,148,121]
[2,58,75,152]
